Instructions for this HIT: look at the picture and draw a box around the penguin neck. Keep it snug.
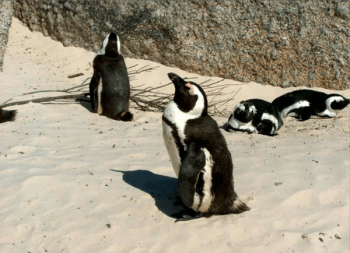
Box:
[163,100,202,124]
[163,100,202,148]
[103,54,121,60]
[316,96,344,117]
[234,111,254,123]
[229,115,252,128]
[326,96,345,111]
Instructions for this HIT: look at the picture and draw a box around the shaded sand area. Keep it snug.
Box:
[0,18,349,253]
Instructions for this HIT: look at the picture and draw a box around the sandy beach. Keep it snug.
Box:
[0,18,349,253]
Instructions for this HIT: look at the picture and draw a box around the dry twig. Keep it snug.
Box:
[0,94,85,108]
[68,73,84,79]
[1,65,239,117]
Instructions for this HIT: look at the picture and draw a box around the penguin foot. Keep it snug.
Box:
[171,209,204,222]
[118,111,133,121]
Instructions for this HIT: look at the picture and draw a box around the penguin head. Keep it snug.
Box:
[97,32,121,58]
[257,120,276,136]
[233,101,256,123]
[258,111,280,135]
[326,94,350,111]
[167,73,208,116]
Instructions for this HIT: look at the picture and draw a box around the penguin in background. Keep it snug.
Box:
[0,108,17,123]
[89,32,133,121]
[272,89,350,121]
[162,72,249,221]
[226,99,283,136]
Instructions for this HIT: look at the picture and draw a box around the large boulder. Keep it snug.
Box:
[13,0,350,89]
[0,1,13,72]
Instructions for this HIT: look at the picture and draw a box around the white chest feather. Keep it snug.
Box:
[227,115,257,133]
[163,101,200,143]
[162,100,203,177]
[162,120,182,177]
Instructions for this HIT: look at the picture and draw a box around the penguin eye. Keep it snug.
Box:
[185,83,196,95]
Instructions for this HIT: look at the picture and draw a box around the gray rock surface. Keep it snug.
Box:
[12,0,350,89]
[0,1,13,72]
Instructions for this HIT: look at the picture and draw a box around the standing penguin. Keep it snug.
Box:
[226,99,283,136]
[89,32,133,121]
[0,108,17,123]
[162,73,249,221]
[272,89,350,121]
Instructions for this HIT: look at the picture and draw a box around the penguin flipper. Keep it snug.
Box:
[89,70,100,112]
[297,107,313,121]
[178,142,206,209]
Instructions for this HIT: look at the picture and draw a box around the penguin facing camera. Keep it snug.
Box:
[226,99,283,136]
[88,32,133,121]
[162,72,249,221]
[272,89,350,121]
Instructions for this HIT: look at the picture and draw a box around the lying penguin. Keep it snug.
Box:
[226,99,283,136]
[0,108,17,123]
[88,32,133,121]
[162,72,249,221]
[272,89,350,121]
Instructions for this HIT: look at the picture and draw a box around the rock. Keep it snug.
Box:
[308,73,315,80]
[5,0,349,89]
[335,5,348,19]
[281,81,290,88]
[0,1,13,72]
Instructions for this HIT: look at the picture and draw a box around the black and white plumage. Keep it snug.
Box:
[162,72,249,221]
[272,89,350,121]
[226,99,283,136]
[0,108,17,123]
[89,32,133,121]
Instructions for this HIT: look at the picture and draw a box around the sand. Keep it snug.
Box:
[0,18,349,253]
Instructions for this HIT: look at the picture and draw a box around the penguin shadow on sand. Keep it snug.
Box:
[76,96,94,113]
[111,169,184,218]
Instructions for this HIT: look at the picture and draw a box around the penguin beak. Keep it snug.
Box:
[109,32,117,40]
[167,73,187,90]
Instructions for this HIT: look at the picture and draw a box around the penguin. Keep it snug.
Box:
[89,32,133,121]
[272,89,350,121]
[0,108,17,123]
[162,72,249,221]
[226,99,283,136]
